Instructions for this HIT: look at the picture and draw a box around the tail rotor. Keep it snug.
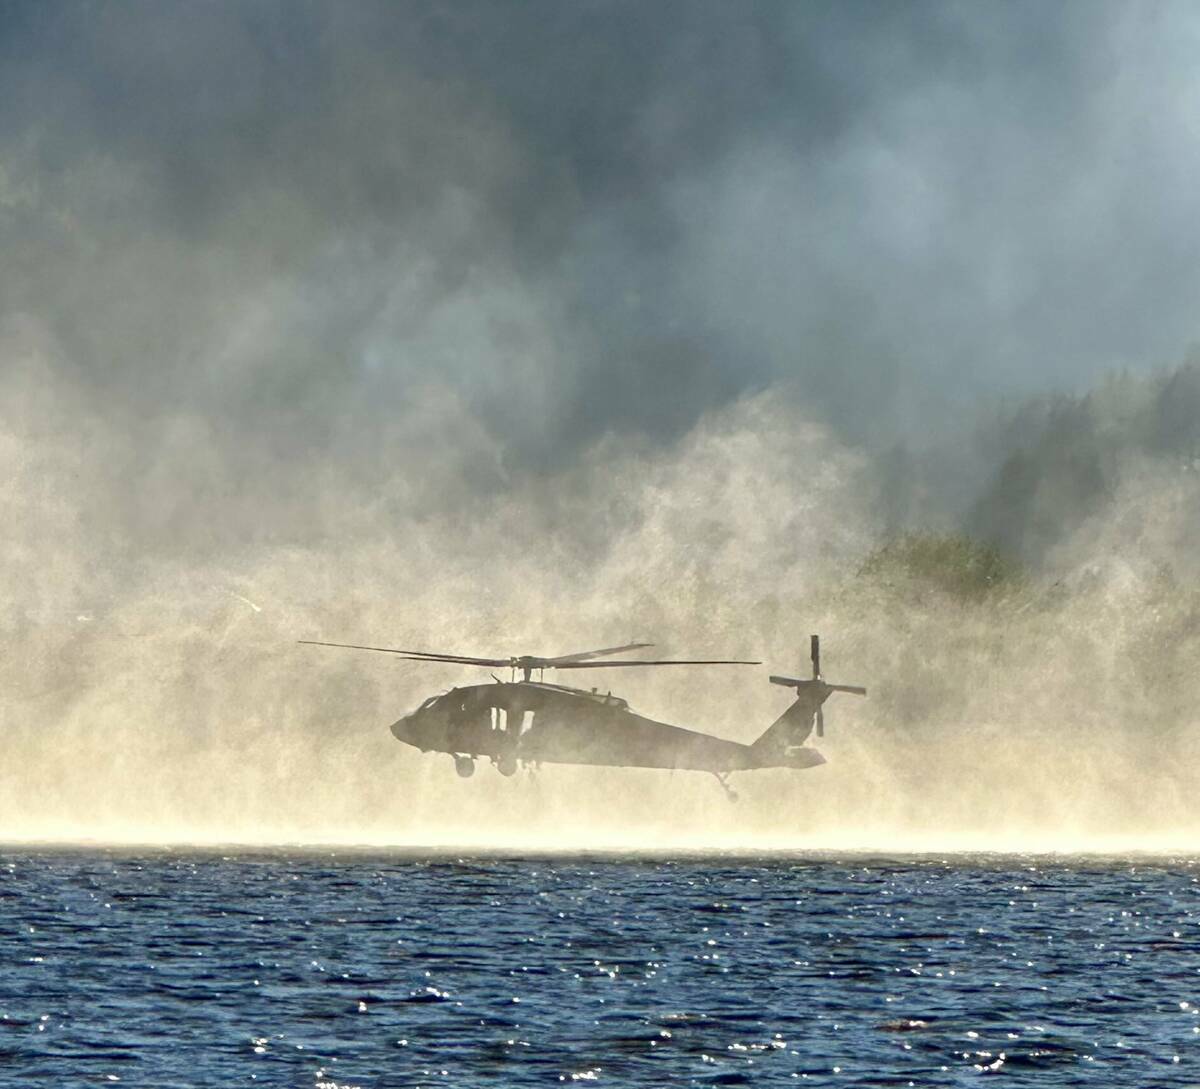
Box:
[769,634,866,741]
[811,635,824,737]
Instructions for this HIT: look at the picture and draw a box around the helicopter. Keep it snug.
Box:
[299,635,865,797]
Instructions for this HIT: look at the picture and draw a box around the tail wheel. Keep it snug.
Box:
[454,755,475,779]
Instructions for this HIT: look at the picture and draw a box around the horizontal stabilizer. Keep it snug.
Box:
[769,675,867,697]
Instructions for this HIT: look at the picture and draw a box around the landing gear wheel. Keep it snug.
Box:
[454,755,475,779]
[497,754,518,777]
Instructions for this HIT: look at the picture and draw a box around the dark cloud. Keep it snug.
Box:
[2,0,1200,534]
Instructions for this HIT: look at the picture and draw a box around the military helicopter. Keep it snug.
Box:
[299,635,865,798]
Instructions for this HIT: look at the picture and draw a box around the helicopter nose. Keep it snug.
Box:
[390,715,413,742]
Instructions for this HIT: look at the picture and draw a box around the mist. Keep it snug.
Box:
[3,1,1200,850]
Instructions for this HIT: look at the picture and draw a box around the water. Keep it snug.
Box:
[1,849,1197,1086]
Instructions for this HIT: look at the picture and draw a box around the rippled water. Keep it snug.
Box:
[2,849,1198,1086]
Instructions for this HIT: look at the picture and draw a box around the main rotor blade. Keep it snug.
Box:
[393,652,514,667]
[299,641,762,672]
[298,641,509,667]
[543,642,655,665]
[555,658,760,669]
[828,683,868,696]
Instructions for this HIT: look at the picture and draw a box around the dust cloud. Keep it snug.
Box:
[3,362,1197,851]
[4,2,1200,851]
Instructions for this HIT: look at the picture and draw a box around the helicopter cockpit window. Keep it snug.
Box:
[419,696,439,711]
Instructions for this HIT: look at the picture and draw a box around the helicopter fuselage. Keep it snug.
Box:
[390,680,825,776]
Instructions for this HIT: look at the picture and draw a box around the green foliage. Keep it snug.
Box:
[859,532,1024,603]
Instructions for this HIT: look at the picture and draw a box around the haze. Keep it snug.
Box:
[2,1,1199,849]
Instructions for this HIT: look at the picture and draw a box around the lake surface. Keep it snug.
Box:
[1,849,1197,1086]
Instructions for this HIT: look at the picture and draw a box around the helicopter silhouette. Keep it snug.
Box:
[300,634,865,798]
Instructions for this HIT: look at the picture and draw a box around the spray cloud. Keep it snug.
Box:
[2,1,1200,848]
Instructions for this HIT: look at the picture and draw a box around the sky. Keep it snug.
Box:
[4,0,1200,483]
